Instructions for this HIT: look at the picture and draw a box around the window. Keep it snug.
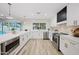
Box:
[33,23,46,30]
[0,19,22,34]
[40,23,46,29]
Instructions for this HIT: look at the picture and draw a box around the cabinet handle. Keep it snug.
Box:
[64,43,68,48]
[75,20,77,25]
[73,20,77,26]
[73,20,75,26]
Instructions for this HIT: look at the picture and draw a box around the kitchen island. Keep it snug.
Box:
[0,31,29,55]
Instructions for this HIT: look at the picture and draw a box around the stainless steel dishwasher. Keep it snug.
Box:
[43,32,49,40]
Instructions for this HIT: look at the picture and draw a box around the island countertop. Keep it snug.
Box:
[0,31,26,44]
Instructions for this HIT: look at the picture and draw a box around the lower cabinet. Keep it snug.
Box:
[60,37,68,54]
[32,31,43,39]
[60,35,79,55]
[20,34,25,45]
[20,32,28,45]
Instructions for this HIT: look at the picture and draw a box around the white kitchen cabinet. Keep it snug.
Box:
[67,4,79,26]
[60,36,69,54]
[30,31,43,39]
[60,35,79,55]
[20,32,29,45]
[24,32,29,42]
[20,34,25,45]
[49,31,53,41]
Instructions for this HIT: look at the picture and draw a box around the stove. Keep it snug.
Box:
[52,33,60,51]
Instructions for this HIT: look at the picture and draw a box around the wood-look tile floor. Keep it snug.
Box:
[18,39,62,55]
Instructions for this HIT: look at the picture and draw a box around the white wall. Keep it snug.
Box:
[50,14,57,27]
[50,4,68,28]
[23,18,51,31]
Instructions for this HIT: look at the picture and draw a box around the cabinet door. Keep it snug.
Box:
[20,35,25,45]
[24,33,28,43]
[60,37,69,54]
[67,4,79,26]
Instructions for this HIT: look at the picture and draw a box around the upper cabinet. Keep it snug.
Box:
[67,4,79,26]
[51,4,79,27]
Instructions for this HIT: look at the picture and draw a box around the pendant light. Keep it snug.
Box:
[6,3,13,19]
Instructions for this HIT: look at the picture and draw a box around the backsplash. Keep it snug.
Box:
[51,24,79,35]
[57,25,79,35]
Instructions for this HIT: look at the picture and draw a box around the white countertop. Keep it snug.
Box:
[0,31,26,44]
[60,34,79,42]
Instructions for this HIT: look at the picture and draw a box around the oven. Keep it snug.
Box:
[1,36,20,55]
[52,33,60,51]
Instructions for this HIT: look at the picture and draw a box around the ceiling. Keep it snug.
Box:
[0,3,67,20]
